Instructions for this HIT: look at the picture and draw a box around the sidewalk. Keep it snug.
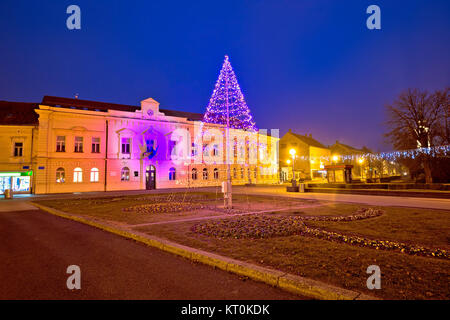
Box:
[234,185,450,210]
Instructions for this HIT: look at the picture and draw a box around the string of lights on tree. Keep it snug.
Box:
[203,55,257,132]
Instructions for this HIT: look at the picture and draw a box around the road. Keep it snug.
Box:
[234,186,450,210]
[0,208,303,300]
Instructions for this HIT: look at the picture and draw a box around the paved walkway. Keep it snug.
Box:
[0,209,304,299]
[2,185,449,210]
[233,186,450,210]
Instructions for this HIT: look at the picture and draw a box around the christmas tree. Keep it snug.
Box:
[203,55,257,132]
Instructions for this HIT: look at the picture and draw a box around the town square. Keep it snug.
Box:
[0,0,448,311]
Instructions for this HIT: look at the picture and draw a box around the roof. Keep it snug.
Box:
[42,96,139,113]
[290,132,328,149]
[42,96,204,121]
[0,101,39,125]
[0,96,204,124]
[331,141,372,154]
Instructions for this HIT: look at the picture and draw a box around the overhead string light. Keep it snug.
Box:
[293,145,450,163]
[203,55,257,132]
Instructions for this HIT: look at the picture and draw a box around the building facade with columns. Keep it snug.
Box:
[0,96,279,195]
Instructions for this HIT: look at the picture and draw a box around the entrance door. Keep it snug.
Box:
[145,165,156,190]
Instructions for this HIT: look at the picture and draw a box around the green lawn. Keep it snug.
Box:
[35,194,450,299]
[135,205,449,300]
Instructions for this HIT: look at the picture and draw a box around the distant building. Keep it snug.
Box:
[0,96,278,195]
[329,141,371,180]
[279,129,330,181]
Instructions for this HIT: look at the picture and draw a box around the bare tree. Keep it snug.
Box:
[385,88,449,183]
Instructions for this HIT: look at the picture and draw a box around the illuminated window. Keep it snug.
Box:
[90,168,99,182]
[73,167,82,183]
[213,144,219,156]
[213,168,219,180]
[121,138,131,154]
[56,136,65,152]
[74,136,83,153]
[92,137,100,153]
[191,143,198,157]
[192,168,198,180]
[169,167,176,181]
[203,168,208,180]
[56,168,65,183]
[121,167,130,181]
[14,142,23,157]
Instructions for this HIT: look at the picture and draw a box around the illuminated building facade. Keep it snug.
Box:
[0,96,278,194]
[279,129,330,181]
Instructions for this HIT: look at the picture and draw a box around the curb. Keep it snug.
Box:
[30,201,379,300]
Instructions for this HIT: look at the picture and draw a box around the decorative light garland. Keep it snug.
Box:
[290,145,450,163]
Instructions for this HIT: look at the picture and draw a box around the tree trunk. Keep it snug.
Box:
[423,156,433,184]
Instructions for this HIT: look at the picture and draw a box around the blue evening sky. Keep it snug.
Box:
[0,0,449,151]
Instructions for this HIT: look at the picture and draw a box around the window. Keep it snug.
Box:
[192,168,198,180]
[121,167,130,181]
[14,142,23,157]
[203,144,209,156]
[169,167,176,181]
[202,168,208,180]
[191,143,198,157]
[213,168,219,180]
[121,138,131,154]
[56,168,65,183]
[254,168,257,179]
[56,136,66,152]
[90,168,99,182]
[248,168,251,179]
[233,168,237,179]
[240,168,244,179]
[168,140,176,156]
[73,167,82,183]
[74,136,83,153]
[212,144,219,156]
[92,137,100,153]
[233,140,238,157]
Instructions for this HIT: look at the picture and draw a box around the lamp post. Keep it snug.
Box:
[289,148,296,185]
[358,158,364,181]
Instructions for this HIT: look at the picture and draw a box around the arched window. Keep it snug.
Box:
[169,167,176,181]
[202,168,208,180]
[192,168,198,180]
[121,167,130,181]
[56,168,65,183]
[240,168,244,179]
[90,168,99,182]
[233,168,237,179]
[213,168,219,180]
[73,167,82,183]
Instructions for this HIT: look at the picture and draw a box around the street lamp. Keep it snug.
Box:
[358,158,364,181]
[332,155,339,163]
[289,149,296,183]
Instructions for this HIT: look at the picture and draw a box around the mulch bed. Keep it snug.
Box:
[192,208,449,260]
